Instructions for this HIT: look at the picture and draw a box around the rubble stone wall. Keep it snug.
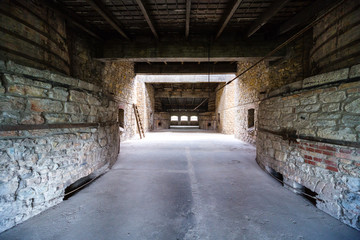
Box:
[257,64,360,230]
[0,61,120,233]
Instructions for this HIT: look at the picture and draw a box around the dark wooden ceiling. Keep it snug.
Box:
[152,82,218,112]
[57,0,314,39]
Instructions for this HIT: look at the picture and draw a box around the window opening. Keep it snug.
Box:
[248,109,255,128]
[190,116,198,121]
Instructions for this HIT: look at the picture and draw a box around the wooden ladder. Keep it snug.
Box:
[133,104,145,139]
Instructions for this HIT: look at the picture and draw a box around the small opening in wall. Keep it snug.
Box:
[190,116,198,121]
[118,108,124,128]
[158,122,162,127]
[248,108,255,128]
[208,122,211,127]
[302,186,318,206]
[217,113,220,123]
[171,116,178,121]
[64,174,96,200]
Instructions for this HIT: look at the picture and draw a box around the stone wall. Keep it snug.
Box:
[153,112,170,130]
[0,61,120,233]
[199,112,216,130]
[103,61,137,141]
[310,0,360,74]
[257,64,360,230]
[216,62,269,144]
[135,80,155,132]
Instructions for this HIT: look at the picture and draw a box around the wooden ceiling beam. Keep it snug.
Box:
[86,0,129,40]
[247,0,289,37]
[185,0,191,39]
[215,0,244,39]
[135,0,159,40]
[277,0,340,36]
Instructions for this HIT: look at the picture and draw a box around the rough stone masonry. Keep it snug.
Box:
[0,61,120,232]
[257,64,360,230]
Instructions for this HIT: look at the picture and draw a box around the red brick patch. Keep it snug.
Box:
[324,160,337,167]
[340,148,353,154]
[326,166,338,172]
[322,151,333,156]
[304,155,313,160]
[313,157,322,162]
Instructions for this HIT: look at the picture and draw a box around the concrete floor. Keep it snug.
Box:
[1,131,359,240]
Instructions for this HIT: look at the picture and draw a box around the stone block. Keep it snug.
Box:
[283,99,300,107]
[6,61,51,80]
[69,90,87,104]
[7,85,25,95]
[313,120,337,127]
[342,115,360,127]
[78,80,94,91]
[310,113,341,120]
[349,64,360,79]
[43,113,70,123]
[296,104,321,113]
[275,151,286,162]
[317,127,356,142]
[0,96,26,111]
[64,102,80,114]
[300,95,317,105]
[322,103,340,112]
[50,73,77,86]
[319,91,346,103]
[79,104,91,115]
[20,112,45,125]
[24,86,47,97]
[344,98,360,113]
[48,87,68,101]
[303,68,349,88]
[29,99,63,113]
[87,95,101,106]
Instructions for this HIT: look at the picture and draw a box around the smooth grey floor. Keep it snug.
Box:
[1,131,359,240]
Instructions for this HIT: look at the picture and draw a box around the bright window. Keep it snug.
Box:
[181,116,188,121]
[171,116,178,121]
[190,116,198,121]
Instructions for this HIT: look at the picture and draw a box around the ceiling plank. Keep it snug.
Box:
[185,0,191,39]
[247,0,289,37]
[44,0,103,40]
[277,0,340,36]
[86,0,129,40]
[135,0,159,40]
[215,0,244,39]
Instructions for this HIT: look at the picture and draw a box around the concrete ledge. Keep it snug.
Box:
[267,65,360,98]
[302,68,349,88]
[2,61,100,93]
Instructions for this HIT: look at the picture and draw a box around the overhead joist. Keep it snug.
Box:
[155,91,212,98]
[247,0,290,37]
[216,0,244,39]
[277,0,341,35]
[86,0,129,40]
[185,0,191,39]
[135,0,159,40]
[44,0,103,40]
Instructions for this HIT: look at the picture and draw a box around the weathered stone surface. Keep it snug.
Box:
[48,87,68,101]
[322,103,340,112]
[344,98,360,113]
[69,90,87,104]
[29,99,63,113]
[319,91,346,103]
[87,95,101,106]
[317,127,356,142]
[303,68,349,88]
[349,64,360,79]
[43,113,70,124]
[296,104,321,113]
[64,102,80,114]
[342,115,360,127]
